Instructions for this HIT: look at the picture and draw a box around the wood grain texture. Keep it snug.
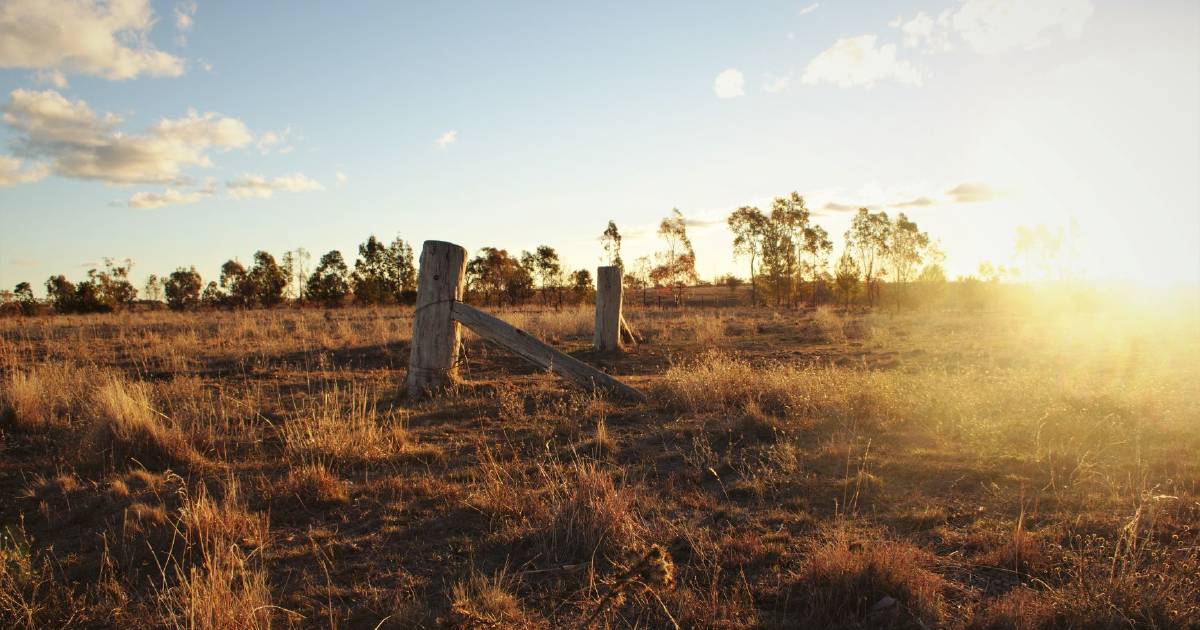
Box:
[405,240,467,398]
[594,266,623,352]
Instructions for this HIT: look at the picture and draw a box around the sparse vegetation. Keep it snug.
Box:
[0,293,1196,627]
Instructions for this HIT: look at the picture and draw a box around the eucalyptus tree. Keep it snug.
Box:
[306,250,351,307]
[652,208,698,304]
[728,205,768,305]
[164,267,203,311]
[601,220,624,269]
[800,224,833,304]
[845,208,892,306]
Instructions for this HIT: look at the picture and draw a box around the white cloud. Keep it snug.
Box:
[198,177,217,196]
[0,0,186,80]
[435,130,457,147]
[763,72,792,93]
[174,0,197,45]
[127,187,203,209]
[952,0,1093,54]
[335,171,348,187]
[798,3,820,17]
[892,196,936,208]
[802,35,925,88]
[893,11,955,53]
[2,89,253,184]
[946,181,996,202]
[175,0,196,31]
[256,127,295,154]
[33,69,69,89]
[815,181,996,211]
[257,131,281,152]
[713,68,745,98]
[0,155,49,187]
[226,173,324,199]
[892,0,1093,56]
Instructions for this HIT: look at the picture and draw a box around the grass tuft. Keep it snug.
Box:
[81,378,206,471]
[789,527,948,627]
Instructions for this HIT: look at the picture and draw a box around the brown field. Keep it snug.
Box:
[1,302,1198,628]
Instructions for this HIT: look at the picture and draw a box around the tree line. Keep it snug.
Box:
[728,192,940,308]
[9,235,421,314]
[1,194,947,316]
[0,234,606,315]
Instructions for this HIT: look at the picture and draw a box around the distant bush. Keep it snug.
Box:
[351,235,417,305]
[44,258,138,314]
[306,250,351,307]
[164,267,202,311]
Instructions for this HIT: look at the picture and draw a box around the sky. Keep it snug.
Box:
[1,0,1198,294]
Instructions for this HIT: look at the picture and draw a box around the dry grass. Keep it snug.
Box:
[279,463,350,507]
[280,384,436,464]
[81,377,207,471]
[0,363,92,429]
[0,301,1196,627]
[489,305,592,343]
[156,480,273,630]
[788,526,948,628]
[539,460,640,563]
[659,351,903,426]
[0,523,81,628]
[449,568,534,628]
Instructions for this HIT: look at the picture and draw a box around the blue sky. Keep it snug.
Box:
[2,0,1198,293]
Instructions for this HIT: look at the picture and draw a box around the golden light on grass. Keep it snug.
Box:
[0,296,1196,626]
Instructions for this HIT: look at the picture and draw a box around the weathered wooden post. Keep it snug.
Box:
[406,240,467,398]
[593,266,622,352]
[407,240,645,402]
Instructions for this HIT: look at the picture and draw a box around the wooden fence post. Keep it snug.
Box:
[594,266,622,352]
[406,240,467,398]
[451,302,646,402]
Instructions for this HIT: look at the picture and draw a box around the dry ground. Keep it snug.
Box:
[0,302,1197,628]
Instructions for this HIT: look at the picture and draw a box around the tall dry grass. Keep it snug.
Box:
[1,363,93,429]
[480,305,593,343]
[449,567,531,627]
[0,307,414,381]
[1,300,1196,627]
[155,479,274,630]
[83,377,206,471]
[788,525,947,627]
[281,383,439,465]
